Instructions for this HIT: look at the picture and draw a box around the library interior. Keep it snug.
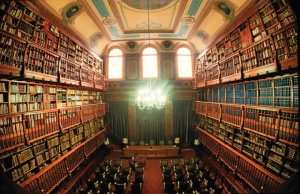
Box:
[0,0,298,193]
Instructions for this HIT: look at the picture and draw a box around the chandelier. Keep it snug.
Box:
[136,87,166,110]
[129,0,167,110]
[129,79,167,110]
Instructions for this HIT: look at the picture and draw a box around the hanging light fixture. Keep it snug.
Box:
[129,0,167,110]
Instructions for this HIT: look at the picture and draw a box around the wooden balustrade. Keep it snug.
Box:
[197,128,284,193]
[81,104,96,123]
[21,129,106,193]
[0,113,25,152]
[206,102,221,120]
[278,109,299,145]
[59,107,81,131]
[23,109,59,144]
[195,101,207,116]
[221,104,243,127]
[243,106,279,139]
[95,103,106,118]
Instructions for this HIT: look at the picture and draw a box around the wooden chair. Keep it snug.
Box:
[171,159,180,167]
[174,172,185,182]
[134,174,144,184]
[95,170,106,182]
[192,157,201,165]
[99,181,112,193]
[160,160,169,170]
[182,158,191,166]
[135,167,144,175]
[177,181,191,193]
[121,167,131,176]
[130,140,136,146]
[131,182,142,194]
[163,181,176,194]
[103,159,112,166]
[113,160,123,167]
[117,174,130,185]
[163,166,172,174]
[114,182,127,194]
[139,140,145,146]
[159,140,165,145]
[149,139,155,145]
[162,173,173,183]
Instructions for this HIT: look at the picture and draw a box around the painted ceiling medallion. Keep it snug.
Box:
[89,32,103,47]
[214,0,236,21]
[102,18,116,26]
[122,0,172,10]
[60,3,83,24]
[196,30,209,43]
[127,41,137,49]
[181,16,195,24]
[161,40,173,49]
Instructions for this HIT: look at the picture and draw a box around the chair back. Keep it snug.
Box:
[162,173,173,182]
[164,181,175,192]
[121,167,131,175]
[159,140,165,145]
[131,182,142,194]
[113,160,123,167]
[130,140,136,145]
[139,141,145,146]
[100,181,111,192]
[171,159,180,166]
[114,182,127,193]
[177,181,190,192]
[135,167,144,175]
[149,140,155,145]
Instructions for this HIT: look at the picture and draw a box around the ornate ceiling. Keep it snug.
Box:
[35,0,257,54]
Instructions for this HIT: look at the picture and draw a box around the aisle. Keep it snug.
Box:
[142,159,164,194]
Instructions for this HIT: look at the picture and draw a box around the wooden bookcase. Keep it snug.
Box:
[192,1,297,89]
[0,0,106,87]
[0,1,108,192]
[193,1,298,192]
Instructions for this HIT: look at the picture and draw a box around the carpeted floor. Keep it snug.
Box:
[101,148,196,194]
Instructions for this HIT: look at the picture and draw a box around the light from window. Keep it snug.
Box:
[142,47,158,78]
[108,48,123,79]
[177,47,192,78]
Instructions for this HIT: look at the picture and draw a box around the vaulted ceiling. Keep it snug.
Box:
[34,0,258,55]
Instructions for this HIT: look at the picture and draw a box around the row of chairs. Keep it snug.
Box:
[159,158,223,194]
[79,179,143,194]
[128,140,174,146]
[82,159,144,193]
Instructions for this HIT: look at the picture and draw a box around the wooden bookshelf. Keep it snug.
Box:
[195,100,298,180]
[0,1,108,192]
[272,23,297,70]
[0,80,9,114]
[205,64,220,86]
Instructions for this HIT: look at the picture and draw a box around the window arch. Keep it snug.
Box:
[108,48,123,79]
[142,47,158,78]
[177,47,193,78]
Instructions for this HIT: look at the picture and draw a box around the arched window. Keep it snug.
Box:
[108,48,123,79]
[177,47,192,78]
[142,47,158,78]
